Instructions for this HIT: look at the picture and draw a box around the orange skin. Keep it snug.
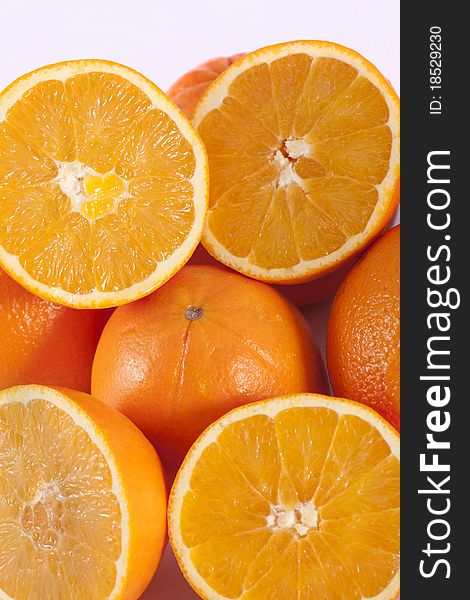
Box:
[327,225,400,430]
[169,54,398,304]
[92,265,327,473]
[0,268,111,392]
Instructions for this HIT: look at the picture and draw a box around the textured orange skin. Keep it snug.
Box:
[42,386,167,600]
[0,269,111,392]
[167,54,246,118]
[92,265,327,472]
[327,225,400,430]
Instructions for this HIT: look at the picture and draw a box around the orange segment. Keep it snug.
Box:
[0,184,70,257]
[308,75,390,139]
[21,212,94,295]
[116,108,196,180]
[169,394,400,600]
[65,72,152,173]
[293,57,358,137]
[270,53,313,138]
[90,215,156,293]
[226,64,279,139]
[0,384,167,600]
[249,187,299,269]
[311,125,393,183]
[0,121,56,187]
[207,179,275,258]
[0,60,208,308]
[274,407,339,505]
[193,41,400,283]
[5,80,76,163]
[122,176,196,261]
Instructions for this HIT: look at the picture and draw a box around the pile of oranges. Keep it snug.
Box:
[0,41,400,600]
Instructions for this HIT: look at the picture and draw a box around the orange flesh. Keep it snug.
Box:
[198,54,393,268]
[180,407,399,599]
[0,399,122,599]
[0,73,196,295]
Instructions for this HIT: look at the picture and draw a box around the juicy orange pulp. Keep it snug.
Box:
[0,62,207,306]
[171,396,400,600]
[0,385,168,600]
[195,44,399,281]
[0,398,121,597]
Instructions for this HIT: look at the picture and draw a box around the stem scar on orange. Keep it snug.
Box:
[91,265,327,473]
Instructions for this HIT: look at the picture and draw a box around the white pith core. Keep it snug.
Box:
[54,160,129,217]
[272,137,309,188]
[266,501,319,538]
[55,161,93,209]
[284,138,310,159]
[20,481,65,548]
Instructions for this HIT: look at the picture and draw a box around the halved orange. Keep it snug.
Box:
[0,60,208,308]
[169,393,400,599]
[0,385,168,599]
[193,41,400,283]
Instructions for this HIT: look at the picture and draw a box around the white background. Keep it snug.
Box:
[0,1,399,598]
[0,0,399,93]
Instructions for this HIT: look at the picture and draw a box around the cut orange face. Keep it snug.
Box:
[169,393,400,600]
[0,385,167,599]
[0,60,208,308]
[193,41,400,283]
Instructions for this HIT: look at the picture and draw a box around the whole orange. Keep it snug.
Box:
[327,225,400,430]
[92,265,326,469]
[0,268,111,392]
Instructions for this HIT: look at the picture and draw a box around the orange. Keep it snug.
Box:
[0,59,208,308]
[91,265,326,469]
[327,225,400,430]
[169,50,363,305]
[0,267,111,392]
[0,384,167,599]
[193,40,400,283]
[169,393,400,600]
[168,54,246,118]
